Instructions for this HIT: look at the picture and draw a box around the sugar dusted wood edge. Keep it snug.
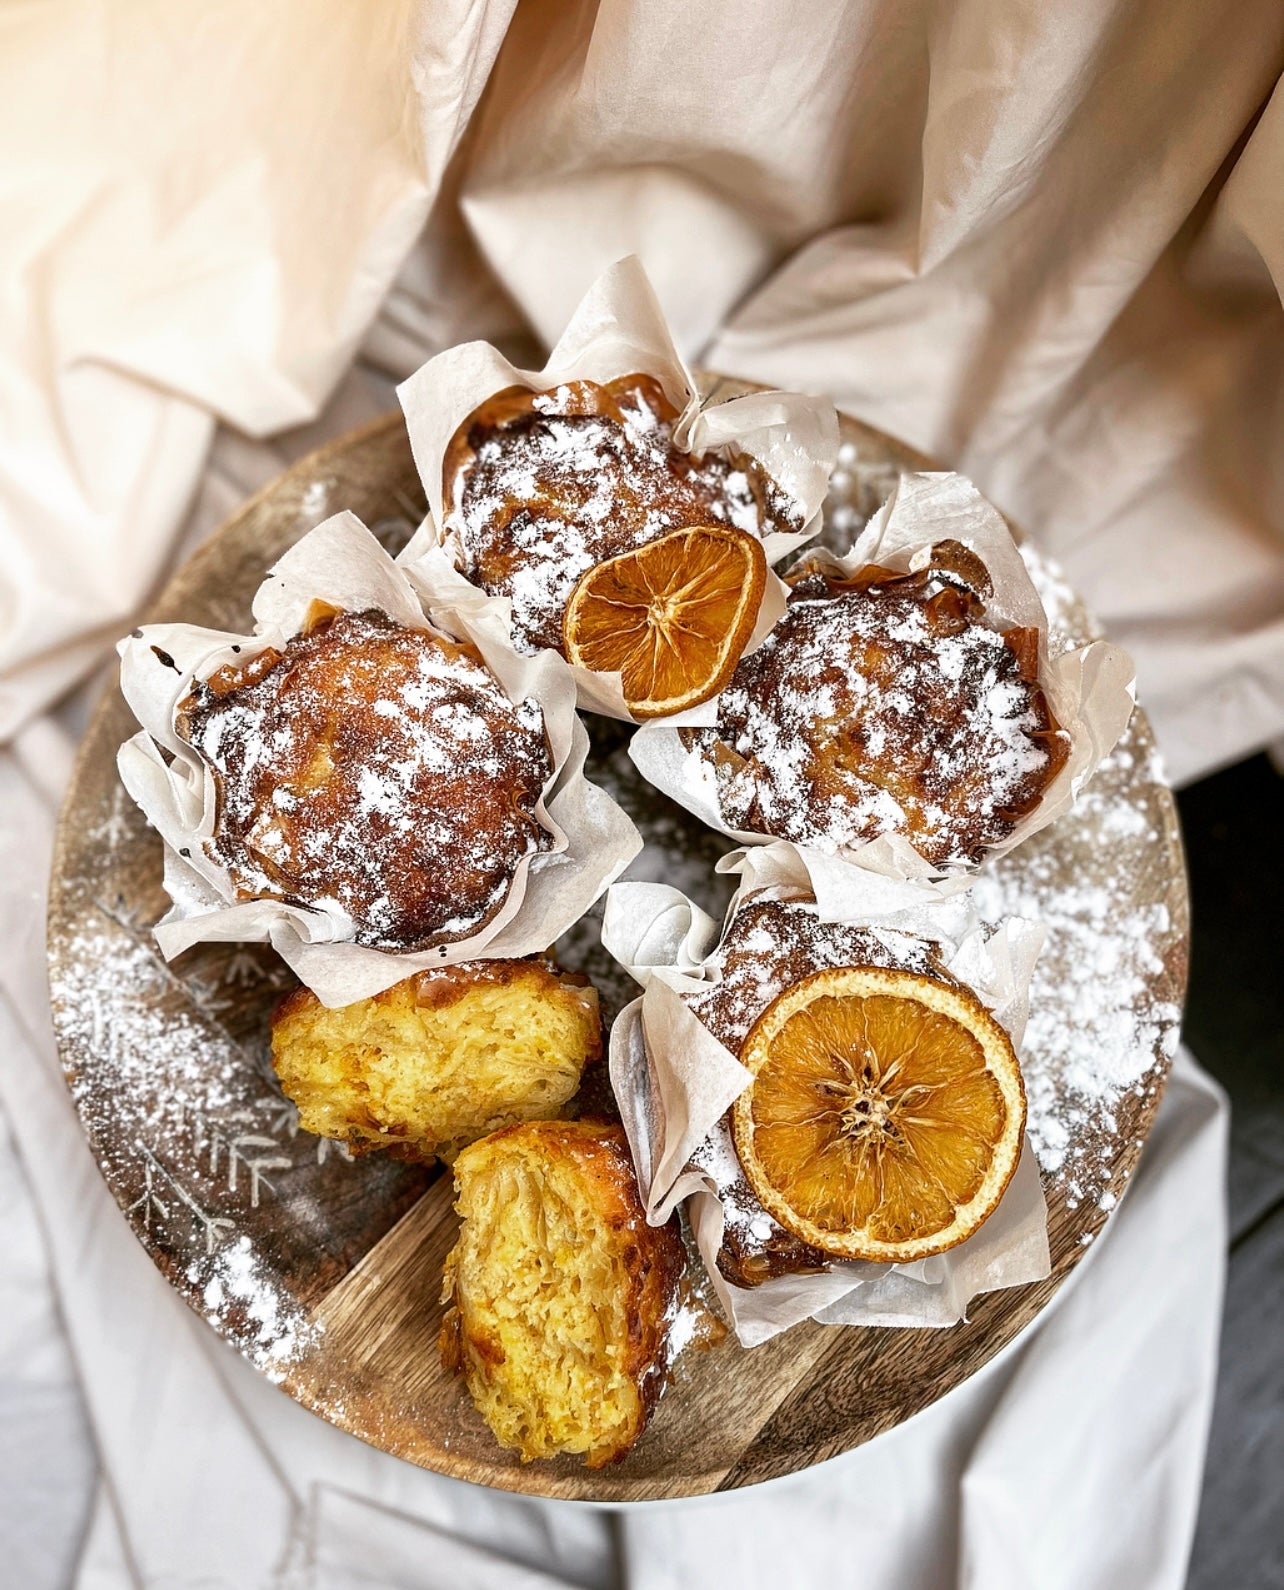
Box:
[47,402,1188,1503]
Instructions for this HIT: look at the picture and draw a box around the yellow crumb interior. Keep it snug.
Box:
[272,977,596,1161]
[449,1134,643,1464]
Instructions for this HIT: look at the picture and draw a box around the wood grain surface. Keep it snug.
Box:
[46,388,1189,1501]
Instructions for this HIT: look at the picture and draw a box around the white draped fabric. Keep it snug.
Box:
[2,1,1275,1584]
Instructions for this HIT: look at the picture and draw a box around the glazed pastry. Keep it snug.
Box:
[441,375,803,654]
[684,890,958,1287]
[682,545,1068,867]
[271,959,601,1163]
[178,607,553,950]
[440,1119,687,1466]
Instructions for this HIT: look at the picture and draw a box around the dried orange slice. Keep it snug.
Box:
[562,525,767,719]
[732,966,1026,1262]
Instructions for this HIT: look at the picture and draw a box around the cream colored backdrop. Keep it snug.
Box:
[450,0,1284,783]
[3,0,1282,781]
[0,4,1274,1586]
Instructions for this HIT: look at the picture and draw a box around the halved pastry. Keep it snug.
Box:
[440,1119,687,1466]
[271,959,600,1163]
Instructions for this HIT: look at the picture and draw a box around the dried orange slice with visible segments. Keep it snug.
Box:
[562,525,767,719]
[732,966,1026,1263]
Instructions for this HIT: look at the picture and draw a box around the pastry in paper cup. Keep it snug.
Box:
[396,255,839,722]
[115,511,642,1007]
[630,470,1137,879]
[600,843,1051,1347]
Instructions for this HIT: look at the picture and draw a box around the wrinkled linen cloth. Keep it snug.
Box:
[0,693,1231,1587]
[2,0,1276,1584]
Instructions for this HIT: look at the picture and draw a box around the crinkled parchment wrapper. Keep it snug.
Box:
[631,470,1137,880]
[395,255,840,722]
[115,512,642,1007]
[601,842,1051,1347]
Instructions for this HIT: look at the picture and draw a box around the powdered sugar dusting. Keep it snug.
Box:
[51,917,333,1377]
[695,1118,777,1248]
[184,609,552,949]
[189,1236,320,1380]
[687,567,1062,867]
[47,412,1185,1433]
[972,726,1183,1206]
[446,379,803,653]
[687,891,943,1056]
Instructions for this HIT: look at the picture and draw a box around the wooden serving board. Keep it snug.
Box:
[47,388,1188,1501]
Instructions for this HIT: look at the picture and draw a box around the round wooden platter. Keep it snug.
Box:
[47,384,1188,1502]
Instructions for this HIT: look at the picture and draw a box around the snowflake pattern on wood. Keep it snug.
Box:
[87,786,133,852]
[193,1109,294,1208]
[264,1093,355,1164]
[94,889,156,937]
[127,1146,236,1256]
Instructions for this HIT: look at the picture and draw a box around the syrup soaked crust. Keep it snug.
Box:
[441,374,804,654]
[178,609,553,951]
[685,891,956,1287]
[683,556,1069,868]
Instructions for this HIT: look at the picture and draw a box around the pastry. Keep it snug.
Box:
[440,1119,687,1466]
[441,374,803,655]
[271,958,601,1163]
[178,606,553,950]
[682,545,1068,867]
[684,889,960,1286]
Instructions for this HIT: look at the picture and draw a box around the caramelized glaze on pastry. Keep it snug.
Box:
[685,891,958,1287]
[683,548,1068,867]
[179,608,553,950]
[440,1119,687,1466]
[442,375,802,654]
[271,959,600,1163]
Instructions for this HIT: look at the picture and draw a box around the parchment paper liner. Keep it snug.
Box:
[601,842,1051,1346]
[396,255,840,722]
[631,470,1137,880]
[116,511,642,1007]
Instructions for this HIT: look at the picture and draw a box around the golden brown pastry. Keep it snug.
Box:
[441,374,802,653]
[440,1119,687,1466]
[271,959,601,1163]
[179,607,553,950]
[683,546,1068,867]
[684,890,959,1286]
